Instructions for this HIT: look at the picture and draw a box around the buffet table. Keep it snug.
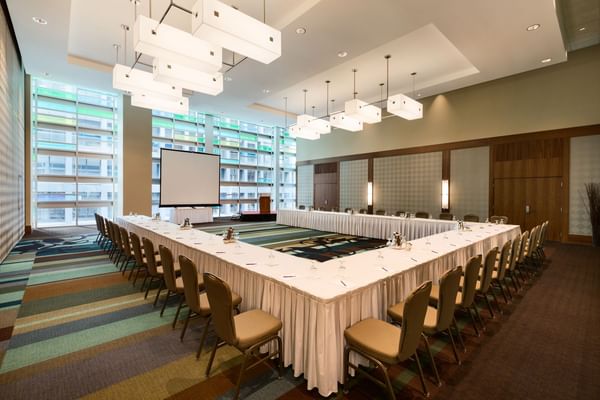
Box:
[118,215,519,396]
[276,209,457,240]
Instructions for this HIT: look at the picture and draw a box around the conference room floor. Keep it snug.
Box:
[0,226,598,399]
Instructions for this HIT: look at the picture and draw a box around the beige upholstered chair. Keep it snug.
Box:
[515,230,531,282]
[157,245,186,327]
[463,214,480,222]
[523,225,540,276]
[118,226,136,273]
[109,221,123,264]
[343,281,432,398]
[439,212,453,221]
[504,235,522,293]
[358,208,367,214]
[129,232,150,286]
[203,272,282,400]
[415,211,430,219]
[478,247,500,319]
[344,207,353,213]
[141,237,167,305]
[492,240,512,304]
[490,215,508,223]
[375,209,386,215]
[389,267,463,386]
[394,210,405,217]
[298,205,305,210]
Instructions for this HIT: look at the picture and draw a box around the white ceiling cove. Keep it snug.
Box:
[5,0,581,125]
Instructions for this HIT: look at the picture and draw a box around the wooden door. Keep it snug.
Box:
[313,162,339,211]
[524,177,562,241]
[493,177,562,241]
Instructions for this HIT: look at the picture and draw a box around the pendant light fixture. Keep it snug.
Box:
[289,90,319,140]
[329,78,363,132]
[385,55,423,120]
[344,69,382,124]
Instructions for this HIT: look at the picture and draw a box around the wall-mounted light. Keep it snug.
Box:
[367,181,373,206]
[441,179,449,211]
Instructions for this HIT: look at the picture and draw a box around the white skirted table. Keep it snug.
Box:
[276,209,457,240]
[171,207,213,225]
[118,215,520,396]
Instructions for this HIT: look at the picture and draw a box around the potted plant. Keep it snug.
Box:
[585,183,600,247]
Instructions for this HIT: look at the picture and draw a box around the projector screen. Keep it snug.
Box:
[159,148,220,207]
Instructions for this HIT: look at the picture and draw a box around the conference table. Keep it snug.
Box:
[276,209,457,240]
[118,215,520,396]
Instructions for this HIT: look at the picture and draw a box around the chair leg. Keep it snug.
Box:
[421,333,441,387]
[342,346,351,393]
[497,282,509,304]
[205,338,220,377]
[233,353,251,400]
[144,276,154,299]
[466,307,480,336]
[196,316,212,360]
[413,351,428,398]
[452,316,466,352]
[447,328,461,365]
[484,293,495,318]
[160,290,171,316]
[141,274,150,293]
[473,304,486,330]
[153,278,164,307]
[172,295,185,328]
[276,335,283,379]
[490,288,502,313]
[180,309,192,341]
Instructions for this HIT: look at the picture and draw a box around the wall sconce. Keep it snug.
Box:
[367,181,373,206]
[441,179,449,211]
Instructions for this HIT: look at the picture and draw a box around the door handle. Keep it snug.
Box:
[525,205,530,214]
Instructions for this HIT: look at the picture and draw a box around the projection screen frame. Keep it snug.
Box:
[159,148,221,208]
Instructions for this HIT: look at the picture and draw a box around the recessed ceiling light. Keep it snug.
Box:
[224,76,233,82]
[541,58,552,63]
[32,16,47,25]
[417,93,422,97]
[337,51,348,58]
[295,27,306,34]
[526,23,540,31]
[262,89,270,94]
[578,27,586,32]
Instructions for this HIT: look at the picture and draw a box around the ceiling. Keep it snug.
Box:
[5,0,599,126]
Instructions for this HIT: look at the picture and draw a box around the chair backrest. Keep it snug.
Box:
[359,209,367,214]
[99,216,108,237]
[463,214,480,222]
[507,235,521,272]
[344,208,352,213]
[439,213,453,221]
[394,210,405,217]
[415,211,430,219]
[525,226,538,257]
[142,237,160,276]
[490,215,508,224]
[129,232,145,266]
[203,272,238,346]
[435,266,463,330]
[460,255,483,307]
[179,255,203,314]
[112,223,123,249]
[94,213,101,232]
[298,205,305,210]
[397,280,432,361]
[479,247,499,292]
[496,240,512,280]
[158,245,178,292]
[119,227,131,254]
[517,230,530,262]
[375,209,385,215]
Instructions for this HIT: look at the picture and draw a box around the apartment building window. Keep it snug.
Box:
[32,78,119,227]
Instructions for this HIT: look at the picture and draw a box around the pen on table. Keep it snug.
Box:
[283,275,295,278]
[431,249,439,254]
[381,266,389,272]
[246,262,256,265]
[411,257,418,262]
[216,251,226,254]
[449,243,456,247]
[340,280,347,287]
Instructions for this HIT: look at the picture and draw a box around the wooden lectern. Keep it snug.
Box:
[259,195,271,214]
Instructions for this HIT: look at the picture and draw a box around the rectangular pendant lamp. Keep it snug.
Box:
[387,93,423,120]
[330,112,363,132]
[113,64,182,100]
[289,124,320,140]
[131,93,189,115]
[134,15,222,73]
[153,59,223,96]
[344,99,381,124]
[297,114,330,134]
[192,0,281,64]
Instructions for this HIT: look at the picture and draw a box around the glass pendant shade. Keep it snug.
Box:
[131,93,189,114]
[289,124,320,140]
[113,63,182,100]
[153,59,223,96]
[329,112,363,132]
[387,93,423,120]
[344,99,381,124]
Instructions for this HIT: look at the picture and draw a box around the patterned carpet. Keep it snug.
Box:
[0,230,555,399]
[199,222,387,262]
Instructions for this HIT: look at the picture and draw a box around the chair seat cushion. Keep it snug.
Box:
[234,309,282,350]
[344,318,401,364]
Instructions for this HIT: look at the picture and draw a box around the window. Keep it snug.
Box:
[32,78,119,227]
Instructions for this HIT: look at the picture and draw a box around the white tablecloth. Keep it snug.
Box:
[277,209,457,240]
[118,215,520,396]
[171,207,213,225]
